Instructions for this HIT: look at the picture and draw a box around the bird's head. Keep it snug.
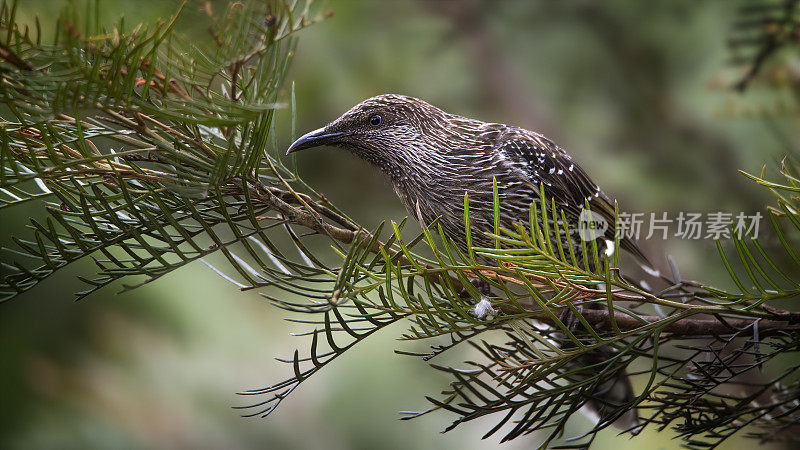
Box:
[286,94,464,177]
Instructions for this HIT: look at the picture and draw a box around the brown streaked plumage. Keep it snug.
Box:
[288,94,647,263]
[287,94,643,431]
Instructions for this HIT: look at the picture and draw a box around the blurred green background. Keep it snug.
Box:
[2,1,797,448]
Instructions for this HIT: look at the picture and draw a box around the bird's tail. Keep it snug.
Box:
[569,342,640,434]
[575,240,698,434]
[582,361,639,433]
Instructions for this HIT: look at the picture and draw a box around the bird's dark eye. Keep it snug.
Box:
[369,114,382,126]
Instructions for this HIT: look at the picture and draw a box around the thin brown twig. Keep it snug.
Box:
[0,42,33,71]
[571,307,800,337]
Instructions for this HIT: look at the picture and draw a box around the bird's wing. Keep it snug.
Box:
[497,129,650,264]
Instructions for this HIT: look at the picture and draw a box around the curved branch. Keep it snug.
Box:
[239,176,800,340]
[569,307,800,337]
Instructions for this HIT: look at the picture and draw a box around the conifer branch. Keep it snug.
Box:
[2,2,800,448]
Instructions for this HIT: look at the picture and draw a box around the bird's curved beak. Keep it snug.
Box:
[286,127,344,155]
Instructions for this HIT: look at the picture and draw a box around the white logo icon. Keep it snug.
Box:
[577,209,608,242]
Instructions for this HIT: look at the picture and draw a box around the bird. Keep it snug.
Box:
[287,94,643,432]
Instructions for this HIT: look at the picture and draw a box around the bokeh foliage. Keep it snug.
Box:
[2,1,800,449]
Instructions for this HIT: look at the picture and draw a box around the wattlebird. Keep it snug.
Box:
[287,94,644,431]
